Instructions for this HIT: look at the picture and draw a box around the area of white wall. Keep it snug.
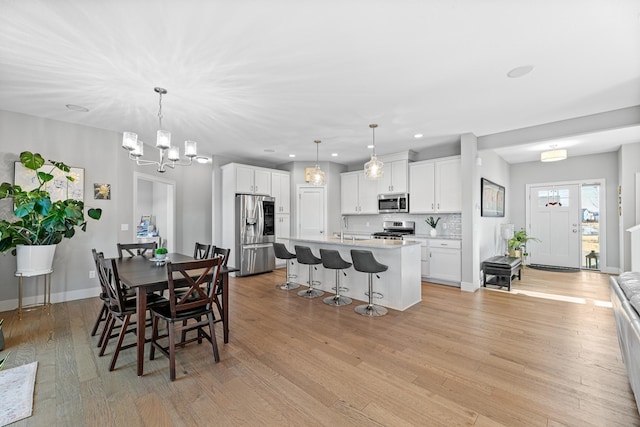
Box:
[0,109,212,310]
[509,151,620,271]
[619,142,640,271]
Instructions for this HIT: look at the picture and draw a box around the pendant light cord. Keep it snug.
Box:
[157,91,163,129]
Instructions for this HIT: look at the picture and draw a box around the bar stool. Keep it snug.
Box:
[320,249,353,307]
[350,250,388,317]
[273,243,300,290]
[294,246,324,298]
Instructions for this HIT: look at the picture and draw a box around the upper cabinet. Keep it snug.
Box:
[271,171,290,214]
[341,171,378,214]
[409,157,461,213]
[377,160,408,194]
[234,165,271,195]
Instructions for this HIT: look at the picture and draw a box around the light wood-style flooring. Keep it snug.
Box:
[1,267,638,426]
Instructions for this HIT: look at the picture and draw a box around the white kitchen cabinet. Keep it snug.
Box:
[275,214,290,267]
[340,171,378,214]
[271,171,290,213]
[428,239,461,284]
[409,157,461,213]
[378,160,408,194]
[235,164,271,195]
[406,237,429,279]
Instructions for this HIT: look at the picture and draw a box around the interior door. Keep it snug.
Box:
[297,186,325,239]
[528,184,581,268]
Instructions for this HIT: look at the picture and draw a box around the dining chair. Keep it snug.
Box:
[194,242,212,260]
[97,253,167,371]
[117,242,157,258]
[149,257,223,381]
[90,249,110,339]
[210,247,230,320]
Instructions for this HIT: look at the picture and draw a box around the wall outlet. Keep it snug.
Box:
[121,223,129,231]
[89,270,96,279]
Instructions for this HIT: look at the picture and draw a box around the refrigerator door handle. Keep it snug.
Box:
[243,243,273,249]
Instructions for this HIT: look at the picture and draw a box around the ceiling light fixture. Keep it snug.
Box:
[540,145,567,162]
[308,140,326,185]
[414,133,423,139]
[364,124,383,180]
[122,87,197,173]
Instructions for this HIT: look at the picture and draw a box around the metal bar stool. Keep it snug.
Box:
[320,249,353,306]
[294,245,324,298]
[350,250,388,317]
[273,243,300,290]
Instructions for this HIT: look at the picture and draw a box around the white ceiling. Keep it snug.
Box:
[1,0,639,166]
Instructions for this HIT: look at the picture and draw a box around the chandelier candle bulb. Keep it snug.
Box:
[184,141,197,157]
[167,146,180,161]
[132,140,144,157]
[122,131,138,150]
[156,130,171,149]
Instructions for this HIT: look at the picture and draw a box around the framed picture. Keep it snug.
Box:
[304,166,316,183]
[481,178,505,217]
[14,161,84,202]
[94,183,111,200]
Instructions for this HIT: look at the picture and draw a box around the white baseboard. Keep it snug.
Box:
[0,286,100,313]
[460,281,480,292]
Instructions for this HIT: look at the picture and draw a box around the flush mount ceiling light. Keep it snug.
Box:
[507,65,535,78]
[308,140,326,185]
[364,124,384,180]
[540,145,567,162]
[122,87,198,173]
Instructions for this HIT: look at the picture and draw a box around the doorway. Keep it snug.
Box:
[526,179,606,271]
[296,185,326,239]
[133,172,176,252]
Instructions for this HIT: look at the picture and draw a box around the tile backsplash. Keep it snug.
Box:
[342,213,462,237]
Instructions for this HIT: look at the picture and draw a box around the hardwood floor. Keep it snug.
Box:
[1,267,638,426]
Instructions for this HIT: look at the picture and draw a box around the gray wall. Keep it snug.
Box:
[509,151,619,272]
[0,109,212,310]
[619,142,640,271]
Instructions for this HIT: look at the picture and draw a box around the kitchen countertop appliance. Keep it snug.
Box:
[371,220,415,240]
[236,194,276,276]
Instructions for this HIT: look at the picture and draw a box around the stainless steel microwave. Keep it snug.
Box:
[378,193,409,213]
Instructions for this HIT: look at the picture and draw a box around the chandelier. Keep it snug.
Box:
[364,124,383,179]
[308,140,326,185]
[122,87,197,173]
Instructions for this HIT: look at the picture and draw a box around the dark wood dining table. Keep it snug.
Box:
[115,253,238,376]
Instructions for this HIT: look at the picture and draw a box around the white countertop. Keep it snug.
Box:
[285,236,421,249]
[410,234,462,240]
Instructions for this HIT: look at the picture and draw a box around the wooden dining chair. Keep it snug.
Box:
[97,254,167,371]
[149,257,223,381]
[210,247,230,321]
[90,249,110,339]
[117,242,157,258]
[193,242,212,260]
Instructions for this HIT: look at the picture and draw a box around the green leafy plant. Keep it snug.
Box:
[425,216,441,229]
[0,151,102,254]
[155,247,168,255]
[508,228,540,256]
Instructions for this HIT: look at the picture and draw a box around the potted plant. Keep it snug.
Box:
[508,228,540,262]
[426,216,440,237]
[155,247,168,261]
[0,151,102,274]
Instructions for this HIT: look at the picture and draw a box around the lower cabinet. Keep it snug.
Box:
[428,239,461,285]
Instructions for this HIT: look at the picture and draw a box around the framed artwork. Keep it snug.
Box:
[94,183,111,200]
[14,161,84,202]
[481,178,505,217]
[304,166,316,183]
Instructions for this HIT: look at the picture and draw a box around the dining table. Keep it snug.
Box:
[115,252,238,376]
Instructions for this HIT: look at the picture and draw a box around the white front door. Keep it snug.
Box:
[297,186,325,239]
[528,184,581,268]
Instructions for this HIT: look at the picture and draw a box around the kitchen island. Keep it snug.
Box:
[283,237,421,311]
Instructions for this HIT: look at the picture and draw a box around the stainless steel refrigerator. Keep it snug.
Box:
[236,194,276,276]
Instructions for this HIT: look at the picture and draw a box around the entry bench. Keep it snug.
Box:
[481,256,522,291]
[609,272,640,411]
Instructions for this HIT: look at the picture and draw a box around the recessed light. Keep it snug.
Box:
[507,65,534,78]
[288,154,296,158]
[367,144,374,149]
[331,153,338,157]
[195,156,210,164]
[414,134,423,139]
[66,104,89,112]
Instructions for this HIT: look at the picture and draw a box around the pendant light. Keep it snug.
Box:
[310,140,326,185]
[364,124,384,179]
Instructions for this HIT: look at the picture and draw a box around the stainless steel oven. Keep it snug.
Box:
[378,193,409,213]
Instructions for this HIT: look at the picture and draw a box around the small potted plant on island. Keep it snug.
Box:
[426,216,441,237]
[155,247,168,264]
[0,151,102,274]
[508,228,540,265]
